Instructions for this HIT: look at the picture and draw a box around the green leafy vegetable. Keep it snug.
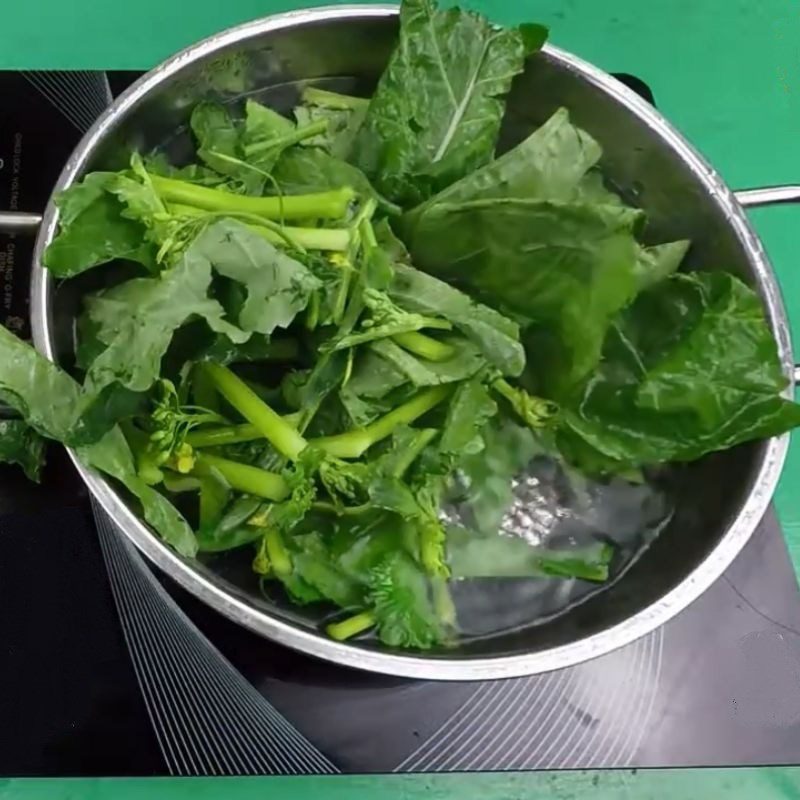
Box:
[635,240,691,289]
[44,173,157,276]
[405,198,642,394]
[0,419,46,481]
[388,263,525,376]
[0,324,126,445]
[353,0,544,205]
[439,377,498,459]
[273,147,395,214]
[183,218,321,335]
[557,272,800,473]
[401,107,602,232]
[294,86,369,159]
[79,427,198,556]
[83,223,249,394]
[191,102,254,189]
[189,100,327,194]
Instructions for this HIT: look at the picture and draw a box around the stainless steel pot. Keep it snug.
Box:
[5,5,800,680]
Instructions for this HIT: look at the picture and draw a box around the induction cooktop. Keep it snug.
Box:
[2,69,800,778]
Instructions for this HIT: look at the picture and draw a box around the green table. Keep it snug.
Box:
[3,1,800,796]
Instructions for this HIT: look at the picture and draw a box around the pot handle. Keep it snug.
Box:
[735,186,800,209]
[735,185,800,381]
[0,211,42,235]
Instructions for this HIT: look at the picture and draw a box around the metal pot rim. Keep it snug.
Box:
[29,4,792,680]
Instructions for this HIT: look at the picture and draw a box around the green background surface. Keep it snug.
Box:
[0,770,800,799]
[4,0,800,796]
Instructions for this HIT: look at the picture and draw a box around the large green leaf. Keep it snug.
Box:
[0,323,118,445]
[557,271,800,473]
[402,107,602,232]
[352,0,542,206]
[0,419,46,481]
[405,198,642,394]
[43,173,157,277]
[78,427,198,557]
[398,107,691,395]
[184,218,320,335]
[84,221,249,394]
[0,324,194,550]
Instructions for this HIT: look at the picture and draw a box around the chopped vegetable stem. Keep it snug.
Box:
[311,385,451,459]
[168,204,351,252]
[187,423,260,448]
[151,175,355,221]
[202,363,308,461]
[195,453,289,501]
[393,330,455,362]
[326,610,376,641]
[265,528,292,575]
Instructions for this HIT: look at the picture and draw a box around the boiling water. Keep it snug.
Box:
[446,456,674,640]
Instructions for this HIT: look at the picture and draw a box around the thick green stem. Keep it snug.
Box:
[152,175,354,221]
[244,217,351,251]
[326,610,376,641]
[169,204,351,252]
[196,453,288,501]
[306,292,321,330]
[393,331,455,362]
[162,472,201,493]
[265,528,292,576]
[243,119,328,157]
[187,423,260,448]
[311,385,451,459]
[332,269,352,325]
[189,387,446,461]
[361,385,450,449]
[202,363,308,461]
[186,412,302,449]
